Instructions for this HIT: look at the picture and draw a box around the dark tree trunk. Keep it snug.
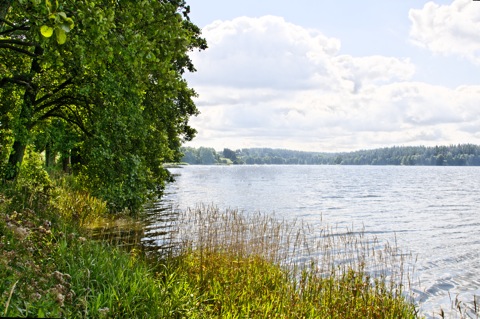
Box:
[45,142,56,167]
[4,42,43,180]
[5,140,26,180]
[62,152,70,173]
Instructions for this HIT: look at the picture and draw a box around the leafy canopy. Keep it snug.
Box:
[0,0,206,212]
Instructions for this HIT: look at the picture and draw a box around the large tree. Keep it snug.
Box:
[0,0,206,211]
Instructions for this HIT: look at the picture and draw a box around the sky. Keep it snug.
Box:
[182,0,480,152]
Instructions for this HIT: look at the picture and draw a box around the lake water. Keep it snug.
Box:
[150,165,480,318]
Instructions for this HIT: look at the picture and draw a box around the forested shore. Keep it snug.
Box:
[182,144,480,166]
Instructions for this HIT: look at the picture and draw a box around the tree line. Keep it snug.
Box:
[1,0,206,212]
[181,144,480,166]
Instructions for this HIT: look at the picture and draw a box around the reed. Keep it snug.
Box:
[158,204,418,318]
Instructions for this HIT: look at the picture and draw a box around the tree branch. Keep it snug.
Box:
[35,107,92,137]
[33,95,78,115]
[0,18,15,28]
[0,43,35,57]
[0,74,33,89]
[0,39,37,47]
[0,25,29,35]
[0,18,30,35]
[34,78,74,107]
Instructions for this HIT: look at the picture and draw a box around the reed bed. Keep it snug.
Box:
[155,204,419,318]
[168,204,409,280]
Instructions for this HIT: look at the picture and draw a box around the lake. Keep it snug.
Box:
[149,165,480,318]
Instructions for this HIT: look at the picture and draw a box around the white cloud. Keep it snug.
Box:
[189,16,341,90]
[409,0,480,64]
[185,15,480,152]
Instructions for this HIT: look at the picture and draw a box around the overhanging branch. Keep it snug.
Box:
[0,24,29,35]
[34,78,74,107]
[0,39,36,47]
[0,74,33,89]
[35,107,92,137]
[0,43,35,57]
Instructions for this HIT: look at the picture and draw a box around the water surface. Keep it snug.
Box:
[151,165,480,317]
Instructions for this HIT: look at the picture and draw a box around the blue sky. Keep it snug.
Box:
[183,0,480,152]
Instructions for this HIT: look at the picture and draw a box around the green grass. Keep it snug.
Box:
[0,162,423,318]
[171,249,418,318]
[0,193,200,318]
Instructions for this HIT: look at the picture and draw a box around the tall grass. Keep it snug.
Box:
[169,205,409,281]
[158,205,419,318]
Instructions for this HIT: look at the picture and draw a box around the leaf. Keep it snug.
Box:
[65,18,75,30]
[55,28,67,44]
[58,12,68,20]
[60,23,71,33]
[40,25,54,38]
[46,0,52,12]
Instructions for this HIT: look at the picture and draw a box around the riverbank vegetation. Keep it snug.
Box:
[0,150,423,318]
[181,144,480,166]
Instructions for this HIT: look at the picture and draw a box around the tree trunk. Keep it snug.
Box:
[45,142,56,167]
[4,42,43,180]
[62,155,70,173]
[5,140,26,180]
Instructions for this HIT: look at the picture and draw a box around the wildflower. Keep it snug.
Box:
[43,220,52,229]
[98,307,110,316]
[30,292,42,301]
[55,283,68,294]
[52,271,71,287]
[38,224,52,235]
[65,290,75,302]
[56,293,65,307]
[7,223,29,240]
[78,237,87,243]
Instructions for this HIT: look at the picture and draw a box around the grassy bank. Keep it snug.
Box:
[1,157,420,317]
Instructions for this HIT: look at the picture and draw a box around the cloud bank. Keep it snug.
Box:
[409,0,480,64]
[185,9,480,152]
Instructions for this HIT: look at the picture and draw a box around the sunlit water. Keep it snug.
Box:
[145,165,480,318]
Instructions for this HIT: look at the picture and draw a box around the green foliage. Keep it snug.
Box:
[16,147,51,192]
[0,206,200,318]
[180,146,220,165]
[1,0,207,212]
[2,147,52,210]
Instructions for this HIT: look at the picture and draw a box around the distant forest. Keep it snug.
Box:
[180,144,480,166]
